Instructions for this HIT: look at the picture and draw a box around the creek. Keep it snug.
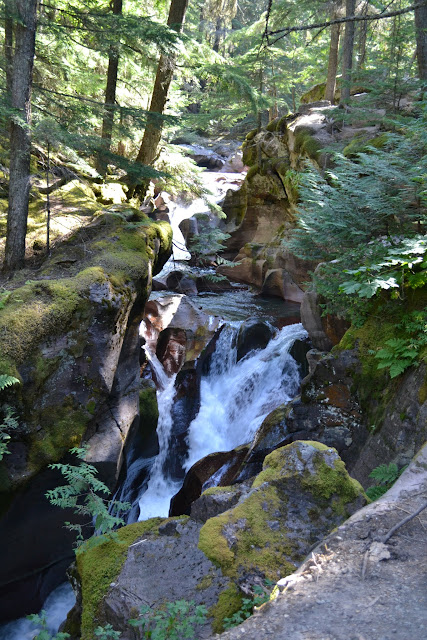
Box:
[1,155,308,638]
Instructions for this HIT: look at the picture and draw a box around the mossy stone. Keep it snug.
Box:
[198,441,366,586]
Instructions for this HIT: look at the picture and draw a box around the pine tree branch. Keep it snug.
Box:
[266,2,427,46]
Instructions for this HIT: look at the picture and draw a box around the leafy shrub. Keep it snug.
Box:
[27,610,70,640]
[129,600,207,640]
[223,582,273,630]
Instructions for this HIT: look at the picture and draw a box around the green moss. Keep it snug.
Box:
[343,133,389,158]
[294,130,322,161]
[202,486,233,497]
[139,387,159,437]
[28,403,91,471]
[209,583,243,634]
[301,447,365,517]
[199,483,296,583]
[196,573,214,591]
[418,377,427,405]
[245,129,258,141]
[0,267,106,367]
[77,517,187,639]
[266,118,279,132]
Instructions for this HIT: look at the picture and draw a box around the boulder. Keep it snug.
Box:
[70,441,366,638]
[222,150,245,173]
[179,144,225,170]
[236,319,275,361]
[165,270,198,295]
[212,445,427,640]
[143,294,221,366]
[71,517,232,640]
[169,446,249,517]
[300,289,349,351]
[198,441,367,588]
[261,269,304,303]
[0,208,172,621]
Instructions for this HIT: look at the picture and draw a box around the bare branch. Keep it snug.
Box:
[266,1,427,46]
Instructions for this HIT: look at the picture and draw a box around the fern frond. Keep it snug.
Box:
[0,375,20,391]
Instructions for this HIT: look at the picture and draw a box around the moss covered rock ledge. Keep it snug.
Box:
[0,206,171,621]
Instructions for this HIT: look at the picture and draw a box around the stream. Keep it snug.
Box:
[1,157,308,638]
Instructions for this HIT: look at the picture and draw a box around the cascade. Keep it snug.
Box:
[137,321,307,520]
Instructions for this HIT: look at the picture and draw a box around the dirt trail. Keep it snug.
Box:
[212,445,427,640]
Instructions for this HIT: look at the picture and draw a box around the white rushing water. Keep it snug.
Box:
[185,322,307,471]
[138,349,181,520]
[0,582,75,640]
[166,170,245,261]
[138,322,307,519]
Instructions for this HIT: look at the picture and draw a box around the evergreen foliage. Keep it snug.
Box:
[286,100,427,329]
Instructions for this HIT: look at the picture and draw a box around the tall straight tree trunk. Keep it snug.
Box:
[135,0,189,169]
[357,1,369,70]
[4,0,13,97]
[325,23,341,103]
[96,0,123,176]
[414,2,427,82]
[341,0,356,103]
[4,0,37,272]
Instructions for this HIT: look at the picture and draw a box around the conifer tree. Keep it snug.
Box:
[96,0,123,176]
[3,0,37,272]
[134,0,189,173]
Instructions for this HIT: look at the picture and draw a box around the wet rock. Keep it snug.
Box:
[165,270,198,295]
[179,144,225,170]
[169,447,249,517]
[300,289,349,351]
[236,319,275,361]
[284,350,366,467]
[143,294,221,368]
[156,328,187,375]
[261,269,304,303]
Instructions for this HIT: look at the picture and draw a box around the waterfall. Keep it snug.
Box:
[137,322,307,519]
[137,348,181,520]
[185,323,307,471]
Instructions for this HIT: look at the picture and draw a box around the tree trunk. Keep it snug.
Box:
[325,23,341,103]
[357,1,369,70]
[135,0,189,169]
[4,0,13,97]
[4,0,37,272]
[341,0,356,103]
[96,0,123,176]
[414,1,427,82]
[213,16,223,52]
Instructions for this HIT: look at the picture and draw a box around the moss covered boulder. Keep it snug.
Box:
[0,207,172,621]
[71,442,365,638]
[198,441,366,589]
[73,517,232,640]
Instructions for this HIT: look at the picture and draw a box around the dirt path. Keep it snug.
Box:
[212,446,427,640]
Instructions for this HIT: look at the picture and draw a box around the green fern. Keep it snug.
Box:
[46,446,130,549]
[0,374,20,391]
[366,462,406,501]
[0,405,20,461]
